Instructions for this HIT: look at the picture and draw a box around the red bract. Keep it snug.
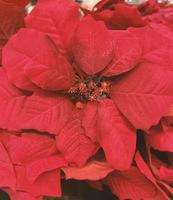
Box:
[62,158,114,180]
[2,2,173,171]
[83,0,146,29]
[0,0,26,65]
[25,0,80,50]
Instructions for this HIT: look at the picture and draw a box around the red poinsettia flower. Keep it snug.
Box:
[0,0,28,65]
[2,0,173,174]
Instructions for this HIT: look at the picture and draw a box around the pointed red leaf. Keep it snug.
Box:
[106,167,157,200]
[19,92,73,135]
[62,159,114,180]
[25,0,80,50]
[0,141,16,189]
[82,102,98,142]
[111,61,173,130]
[0,90,73,134]
[56,109,99,166]
[16,166,61,197]
[73,16,114,75]
[3,28,75,91]
[6,132,57,164]
[103,30,142,76]
[97,99,136,170]
[26,155,67,183]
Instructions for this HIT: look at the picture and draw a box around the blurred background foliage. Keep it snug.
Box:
[43,180,118,200]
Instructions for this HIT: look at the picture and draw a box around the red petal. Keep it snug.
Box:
[6,132,57,164]
[26,155,67,183]
[20,92,73,134]
[73,16,114,75]
[0,141,16,189]
[106,167,157,200]
[97,99,136,170]
[82,102,98,142]
[0,1,25,65]
[62,159,114,180]
[16,166,61,197]
[103,30,142,76]
[111,61,173,130]
[25,0,80,50]
[0,90,73,134]
[56,109,99,166]
[3,28,75,91]
[148,119,173,152]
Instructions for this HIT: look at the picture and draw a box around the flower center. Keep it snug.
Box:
[68,76,111,108]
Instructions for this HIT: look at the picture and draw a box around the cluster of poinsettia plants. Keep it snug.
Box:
[1,0,173,199]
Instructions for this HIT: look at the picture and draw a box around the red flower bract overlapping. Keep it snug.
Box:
[0,0,173,199]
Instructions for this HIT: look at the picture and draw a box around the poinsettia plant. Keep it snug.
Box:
[0,0,173,199]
